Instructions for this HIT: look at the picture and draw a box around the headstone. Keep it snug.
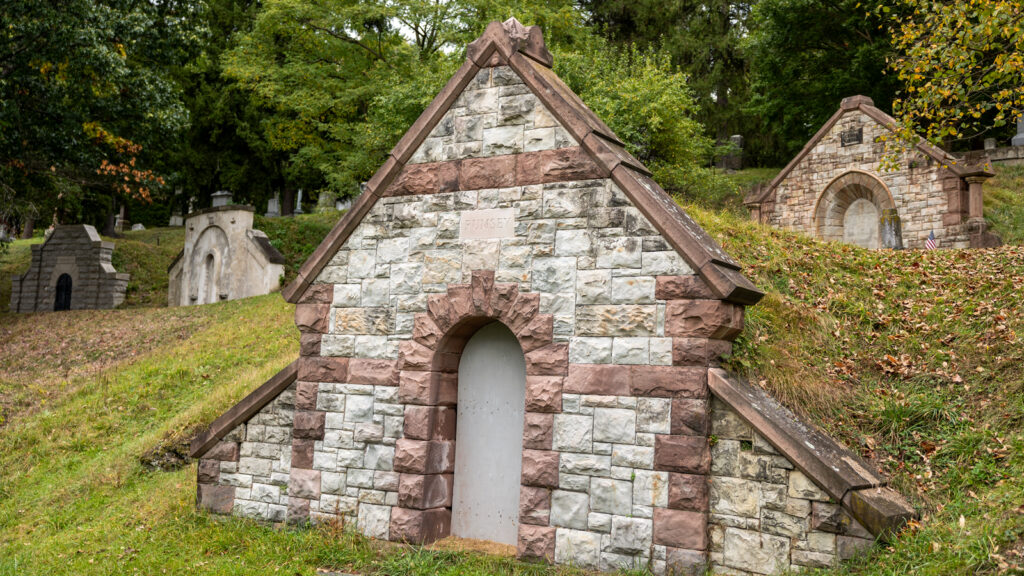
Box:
[169,211,184,227]
[294,188,304,214]
[335,197,353,211]
[211,190,233,207]
[265,193,281,218]
[114,206,128,234]
[1012,117,1024,147]
[984,138,997,150]
[131,223,145,231]
[880,209,904,250]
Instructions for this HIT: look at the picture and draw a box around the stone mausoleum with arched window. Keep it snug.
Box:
[745,96,1001,250]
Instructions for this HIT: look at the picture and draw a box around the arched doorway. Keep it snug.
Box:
[54,273,72,311]
[451,321,526,545]
[813,171,901,249]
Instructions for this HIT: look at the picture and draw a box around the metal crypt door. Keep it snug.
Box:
[451,321,526,545]
[54,273,72,311]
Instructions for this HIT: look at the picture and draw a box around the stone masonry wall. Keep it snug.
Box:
[708,398,875,575]
[766,110,969,249]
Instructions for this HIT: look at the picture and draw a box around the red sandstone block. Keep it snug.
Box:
[525,343,568,376]
[297,283,334,305]
[198,483,235,514]
[287,496,310,525]
[671,398,709,435]
[517,524,556,562]
[668,473,709,512]
[403,405,457,441]
[291,438,315,469]
[525,375,563,413]
[297,356,349,383]
[299,333,322,356]
[654,435,710,474]
[519,486,551,526]
[489,282,519,318]
[672,338,733,367]
[664,300,743,340]
[412,314,444,350]
[516,147,605,185]
[655,276,715,300]
[523,413,554,450]
[348,358,398,386]
[197,459,220,484]
[206,441,239,462]
[461,155,517,190]
[390,507,452,544]
[289,468,321,500]
[427,294,457,332]
[398,370,457,406]
[398,340,434,370]
[294,303,330,334]
[516,314,554,353]
[630,365,708,398]
[394,439,456,474]
[293,411,326,440]
[398,473,454,509]
[521,449,559,488]
[295,381,319,411]
[470,270,496,315]
[447,285,474,321]
[653,508,708,550]
[502,292,540,335]
[565,364,631,396]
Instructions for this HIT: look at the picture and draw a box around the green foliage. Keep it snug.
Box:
[744,0,902,163]
[984,165,1024,246]
[254,212,341,284]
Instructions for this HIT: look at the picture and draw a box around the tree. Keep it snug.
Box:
[744,0,902,164]
[884,0,1024,150]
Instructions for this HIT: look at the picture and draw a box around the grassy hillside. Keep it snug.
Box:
[1,198,1023,574]
[986,165,1024,245]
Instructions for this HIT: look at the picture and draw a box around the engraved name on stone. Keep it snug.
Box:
[460,208,515,240]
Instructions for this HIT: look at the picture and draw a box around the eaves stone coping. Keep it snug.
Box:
[190,359,299,459]
[708,367,916,540]
[280,20,763,306]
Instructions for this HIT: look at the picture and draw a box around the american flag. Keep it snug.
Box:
[925,231,937,250]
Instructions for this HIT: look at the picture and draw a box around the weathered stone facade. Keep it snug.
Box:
[746,96,998,250]
[167,203,286,306]
[9,224,129,313]
[192,21,914,575]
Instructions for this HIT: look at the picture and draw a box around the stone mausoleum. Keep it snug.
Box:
[9,224,129,313]
[190,21,915,575]
[745,96,1001,250]
[167,192,286,306]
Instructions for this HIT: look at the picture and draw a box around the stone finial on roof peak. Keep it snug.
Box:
[502,17,530,41]
[840,95,875,110]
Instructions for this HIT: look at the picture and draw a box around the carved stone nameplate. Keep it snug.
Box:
[460,208,516,240]
[840,127,863,147]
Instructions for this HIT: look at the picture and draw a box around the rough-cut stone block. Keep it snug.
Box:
[525,343,569,376]
[609,517,653,553]
[398,370,457,406]
[722,527,790,573]
[522,449,559,488]
[671,398,710,435]
[565,364,631,396]
[523,412,554,450]
[665,547,707,576]
[672,338,734,366]
[299,333,322,356]
[398,473,454,509]
[197,459,220,484]
[526,375,563,413]
[412,314,444,350]
[393,439,456,474]
[575,305,656,336]
[590,477,632,514]
[293,411,326,440]
[668,473,708,512]
[550,490,589,529]
[469,269,496,315]
[631,365,707,398]
[294,303,330,334]
[653,508,707,550]
[398,340,434,371]
[333,307,392,335]
[348,358,398,386]
[403,405,457,440]
[593,407,636,444]
[517,313,554,353]
[287,496,310,524]
[664,300,743,340]
[297,357,349,383]
[553,413,593,452]
[502,292,541,335]
[654,435,710,474]
[517,524,556,562]
[298,282,334,305]
[390,507,452,544]
[655,276,715,300]
[295,381,319,411]
[291,438,315,469]
[446,285,474,321]
[289,468,321,500]
[461,155,517,189]
[206,441,239,462]
[198,483,235,514]
[426,294,458,331]
[520,485,551,525]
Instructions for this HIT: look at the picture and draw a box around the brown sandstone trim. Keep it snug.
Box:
[190,359,299,459]
[564,364,708,398]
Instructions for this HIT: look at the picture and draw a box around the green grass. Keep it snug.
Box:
[985,164,1024,246]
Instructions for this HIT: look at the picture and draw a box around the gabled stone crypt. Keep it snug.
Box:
[190,20,915,575]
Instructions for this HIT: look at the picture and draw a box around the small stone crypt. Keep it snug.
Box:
[744,96,1000,250]
[9,224,129,313]
[191,21,915,575]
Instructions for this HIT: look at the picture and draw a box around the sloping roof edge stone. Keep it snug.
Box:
[709,368,916,540]
[190,359,298,459]
[746,96,995,207]
[281,19,763,306]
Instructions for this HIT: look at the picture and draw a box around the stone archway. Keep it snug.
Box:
[390,270,565,559]
[813,171,902,249]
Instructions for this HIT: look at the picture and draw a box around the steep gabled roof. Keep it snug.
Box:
[282,19,763,306]
[746,95,994,207]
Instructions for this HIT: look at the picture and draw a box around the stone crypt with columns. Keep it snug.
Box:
[189,20,915,575]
